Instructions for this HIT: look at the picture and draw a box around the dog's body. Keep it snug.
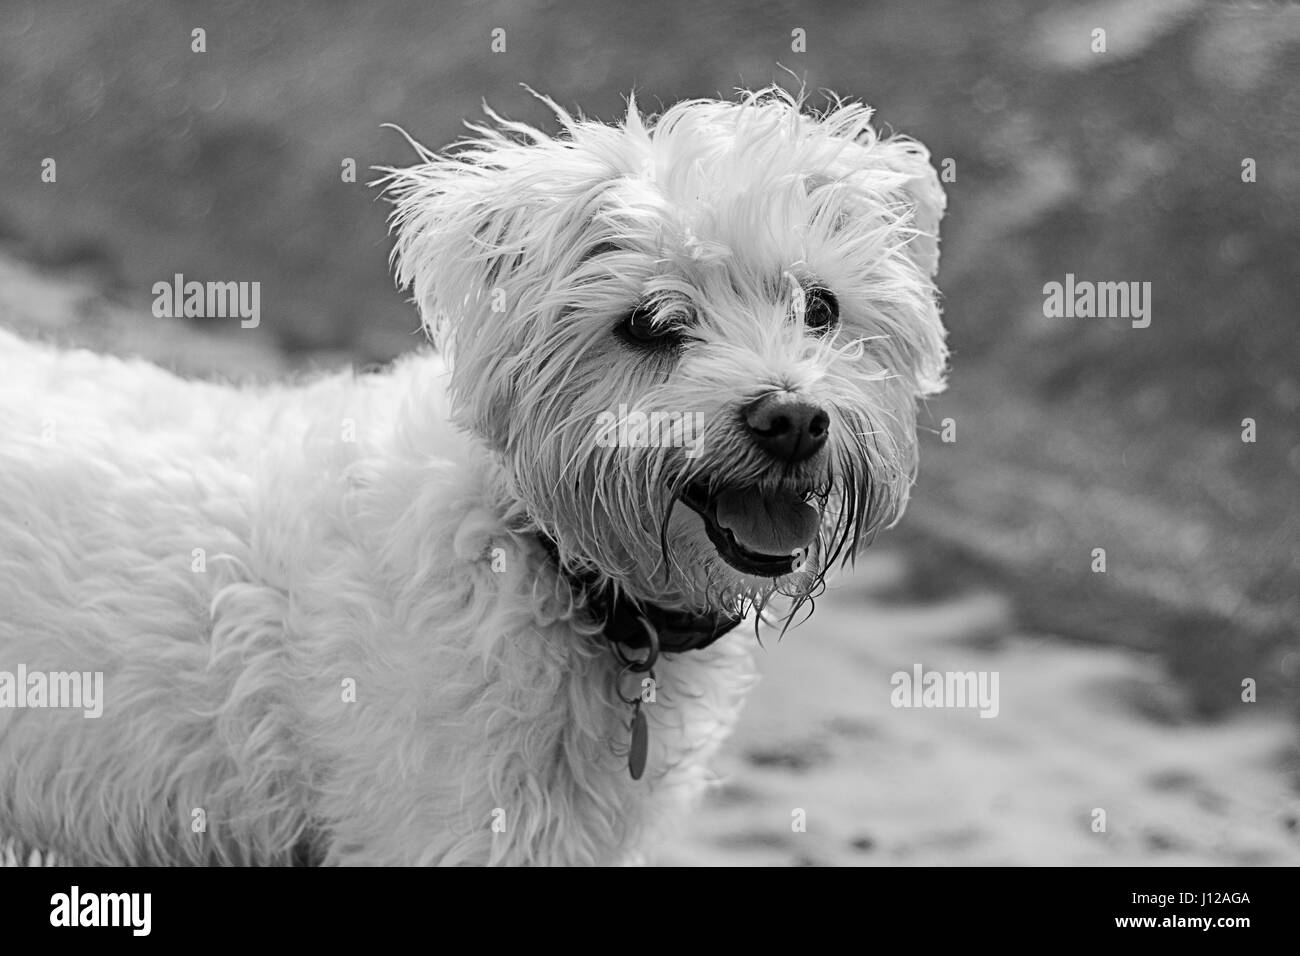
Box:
[0,90,945,865]
[0,331,751,864]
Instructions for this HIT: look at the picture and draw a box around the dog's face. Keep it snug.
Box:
[384,90,947,616]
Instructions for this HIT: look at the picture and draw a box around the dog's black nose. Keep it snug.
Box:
[743,395,830,463]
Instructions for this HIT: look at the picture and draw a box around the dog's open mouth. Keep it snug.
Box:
[679,481,820,577]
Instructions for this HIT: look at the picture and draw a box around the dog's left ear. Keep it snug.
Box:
[861,136,947,280]
[837,130,951,282]
[823,119,949,396]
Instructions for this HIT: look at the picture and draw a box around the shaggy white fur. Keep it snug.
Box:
[0,89,945,865]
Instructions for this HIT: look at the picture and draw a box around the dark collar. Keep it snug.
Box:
[537,535,743,655]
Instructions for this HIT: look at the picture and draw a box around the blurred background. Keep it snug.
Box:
[1,0,1297,864]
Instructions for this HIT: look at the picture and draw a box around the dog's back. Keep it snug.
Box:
[0,332,469,862]
[0,330,327,862]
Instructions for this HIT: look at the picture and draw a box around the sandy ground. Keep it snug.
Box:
[660,549,1300,866]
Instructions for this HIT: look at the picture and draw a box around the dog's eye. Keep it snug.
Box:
[620,304,684,348]
[803,288,839,334]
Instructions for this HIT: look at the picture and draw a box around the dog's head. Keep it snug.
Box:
[382,89,947,619]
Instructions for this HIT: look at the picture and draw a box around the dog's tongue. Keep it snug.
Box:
[714,489,819,555]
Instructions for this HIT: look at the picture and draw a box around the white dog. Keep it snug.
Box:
[0,89,946,865]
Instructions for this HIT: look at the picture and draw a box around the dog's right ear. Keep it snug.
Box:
[378,125,530,351]
[377,119,559,445]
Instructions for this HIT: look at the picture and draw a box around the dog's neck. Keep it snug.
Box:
[534,533,744,656]
[532,532,745,781]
